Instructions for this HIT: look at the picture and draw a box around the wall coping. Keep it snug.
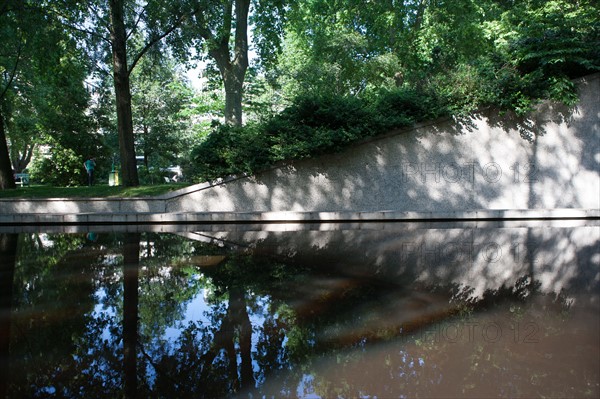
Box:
[0,208,598,226]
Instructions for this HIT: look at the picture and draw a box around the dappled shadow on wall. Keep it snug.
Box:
[0,223,598,398]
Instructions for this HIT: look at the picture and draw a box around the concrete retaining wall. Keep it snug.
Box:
[165,73,599,213]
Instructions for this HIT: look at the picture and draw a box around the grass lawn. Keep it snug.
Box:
[0,183,192,199]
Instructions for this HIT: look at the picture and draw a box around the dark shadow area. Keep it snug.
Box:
[123,233,141,399]
[0,234,18,399]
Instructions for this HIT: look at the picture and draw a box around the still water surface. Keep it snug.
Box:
[0,221,598,398]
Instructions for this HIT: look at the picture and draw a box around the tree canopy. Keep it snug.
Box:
[191,0,599,181]
[1,0,598,188]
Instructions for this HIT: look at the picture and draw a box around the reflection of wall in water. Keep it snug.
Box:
[196,223,600,299]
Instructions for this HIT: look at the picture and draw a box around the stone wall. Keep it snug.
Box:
[165,73,599,213]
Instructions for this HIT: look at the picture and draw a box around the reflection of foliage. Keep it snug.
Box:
[5,232,597,398]
[141,253,313,397]
[69,313,124,397]
[7,232,204,397]
[148,297,237,397]
[137,234,201,339]
[9,233,101,397]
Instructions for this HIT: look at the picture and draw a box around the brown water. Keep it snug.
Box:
[0,222,598,398]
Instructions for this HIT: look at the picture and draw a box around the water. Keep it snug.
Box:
[1,221,598,398]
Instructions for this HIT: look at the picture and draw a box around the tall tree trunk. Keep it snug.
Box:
[123,233,141,398]
[209,0,250,126]
[0,234,18,397]
[223,70,245,126]
[0,112,16,190]
[109,0,139,187]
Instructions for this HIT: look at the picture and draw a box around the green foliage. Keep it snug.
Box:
[131,58,196,168]
[28,144,84,186]
[426,62,491,115]
[264,94,377,160]
[190,122,270,180]
[191,89,449,181]
[250,0,292,72]
[371,87,449,128]
[273,0,599,117]
[1,0,99,187]
[485,0,600,114]
[503,0,599,78]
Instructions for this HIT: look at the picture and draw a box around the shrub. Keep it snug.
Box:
[29,145,85,186]
[190,90,450,182]
[190,123,271,181]
[371,88,449,129]
[263,94,379,160]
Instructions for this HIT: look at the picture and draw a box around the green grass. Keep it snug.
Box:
[0,183,191,199]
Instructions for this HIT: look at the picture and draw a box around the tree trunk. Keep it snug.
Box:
[109,0,139,187]
[10,142,34,174]
[0,112,16,190]
[209,0,250,126]
[229,287,255,390]
[223,71,245,126]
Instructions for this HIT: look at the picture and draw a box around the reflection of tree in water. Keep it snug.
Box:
[141,239,589,399]
[71,232,203,397]
[6,233,100,397]
[2,232,203,397]
[144,253,304,397]
[0,234,18,398]
[148,288,255,396]
[2,231,596,398]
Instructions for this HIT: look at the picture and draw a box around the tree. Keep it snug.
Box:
[184,0,250,126]
[273,0,490,99]
[48,0,200,186]
[484,0,600,113]
[0,0,24,189]
[183,0,290,126]
[13,34,99,186]
[7,93,36,174]
[0,110,15,190]
[1,1,98,188]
